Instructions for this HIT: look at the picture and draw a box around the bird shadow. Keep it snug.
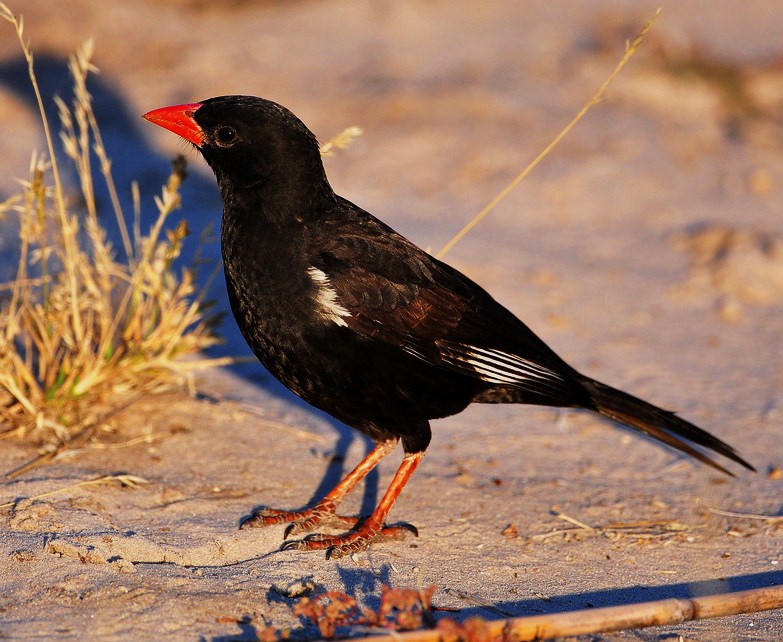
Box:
[0,53,373,510]
[305,429,383,519]
[239,427,382,527]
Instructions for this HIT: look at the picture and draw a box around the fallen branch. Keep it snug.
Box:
[343,585,783,642]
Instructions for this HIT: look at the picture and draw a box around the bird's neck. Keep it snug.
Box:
[217,169,335,227]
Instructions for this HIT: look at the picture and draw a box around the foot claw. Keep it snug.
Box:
[240,502,346,533]
[242,502,367,544]
[238,514,259,530]
[280,539,304,552]
[283,518,325,538]
[240,507,293,529]
[278,534,331,553]
[275,521,418,558]
[242,507,417,555]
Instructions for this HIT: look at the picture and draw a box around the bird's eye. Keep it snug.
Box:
[215,126,238,147]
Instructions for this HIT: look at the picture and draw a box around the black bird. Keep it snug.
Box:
[143,96,753,559]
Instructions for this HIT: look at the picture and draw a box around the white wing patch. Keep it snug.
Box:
[438,341,563,386]
[308,267,351,327]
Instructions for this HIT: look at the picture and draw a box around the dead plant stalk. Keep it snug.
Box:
[0,3,223,451]
[435,9,661,259]
[346,585,783,642]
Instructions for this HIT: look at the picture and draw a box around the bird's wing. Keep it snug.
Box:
[309,226,464,350]
[308,217,580,403]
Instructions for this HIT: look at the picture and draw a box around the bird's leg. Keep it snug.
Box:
[240,438,398,537]
[282,450,423,559]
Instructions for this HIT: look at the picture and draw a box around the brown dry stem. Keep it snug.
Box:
[435,9,661,260]
[0,5,224,459]
[344,585,783,642]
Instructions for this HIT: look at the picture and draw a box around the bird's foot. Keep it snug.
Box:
[281,520,418,559]
[239,500,359,537]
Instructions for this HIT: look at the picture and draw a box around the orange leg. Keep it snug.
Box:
[282,451,424,559]
[241,439,399,537]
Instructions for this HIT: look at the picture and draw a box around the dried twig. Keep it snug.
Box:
[551,508,594,531]
[532,507,702,543]
[344,585,783,642]
[708,507,783,522]
[435,9,661,259]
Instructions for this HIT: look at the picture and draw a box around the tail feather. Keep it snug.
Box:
[580,378,755,476]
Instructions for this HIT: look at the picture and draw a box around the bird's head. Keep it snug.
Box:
[143,95,333,214]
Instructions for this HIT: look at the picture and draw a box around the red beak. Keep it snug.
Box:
[142,102,205,146]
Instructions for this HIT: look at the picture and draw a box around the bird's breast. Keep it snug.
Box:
[220,218,347,352]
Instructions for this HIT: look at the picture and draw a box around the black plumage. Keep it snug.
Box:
[143,96,753,559]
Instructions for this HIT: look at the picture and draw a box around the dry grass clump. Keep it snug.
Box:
[0,5,224,453]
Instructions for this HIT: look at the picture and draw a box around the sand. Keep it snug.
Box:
[1,1,782,640]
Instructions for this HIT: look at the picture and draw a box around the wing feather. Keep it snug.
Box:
[307,210,577,401]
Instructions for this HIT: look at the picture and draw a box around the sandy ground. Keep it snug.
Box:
[1,1,783,640]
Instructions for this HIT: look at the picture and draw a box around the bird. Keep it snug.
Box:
[143,95,754,559]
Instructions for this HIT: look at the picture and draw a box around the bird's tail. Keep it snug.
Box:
[580,377,755,476]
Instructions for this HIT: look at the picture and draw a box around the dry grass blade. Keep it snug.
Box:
[531,513,700,543]
[0,473,148,510]
[708,507,783,522]
[0,5,225,460]
[435,9,661,259]
[551,507,595,530]
[319,126,363,156]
